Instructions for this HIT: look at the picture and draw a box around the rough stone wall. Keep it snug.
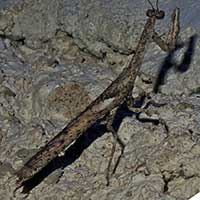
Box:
[0,0,199,199]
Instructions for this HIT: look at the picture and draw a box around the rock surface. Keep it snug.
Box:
[0,0,199,200]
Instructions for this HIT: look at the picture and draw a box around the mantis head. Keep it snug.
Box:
[146,0,165,19]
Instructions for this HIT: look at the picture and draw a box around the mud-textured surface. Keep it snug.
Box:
[0,0,199,199]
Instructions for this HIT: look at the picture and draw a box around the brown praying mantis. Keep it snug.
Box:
[14,0,180,192]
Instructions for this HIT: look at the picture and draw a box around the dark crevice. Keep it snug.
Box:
[163,177,169,193]
[162,173,176,194]
[141,78,153,84]
[0,33,25,44]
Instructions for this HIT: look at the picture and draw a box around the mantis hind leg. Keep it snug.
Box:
[105,110,125,186]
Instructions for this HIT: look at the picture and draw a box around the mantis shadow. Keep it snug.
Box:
[154,34,198,93]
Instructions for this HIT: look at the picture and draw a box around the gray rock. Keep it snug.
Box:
[0,0,199,200]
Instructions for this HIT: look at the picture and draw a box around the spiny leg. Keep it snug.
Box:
[152,8,184,94]
[153,7,180,52]
[105,110,125,186]
[166,7,180,48]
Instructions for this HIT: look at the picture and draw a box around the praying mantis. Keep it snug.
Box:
[14,0,180,193]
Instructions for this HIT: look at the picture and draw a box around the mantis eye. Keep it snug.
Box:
[146,9,154,17]
[156,10,165,19]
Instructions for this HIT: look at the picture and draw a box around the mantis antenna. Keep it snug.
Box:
[156,0,159,11]
[146,0,160,11]
[146,0,155,10]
